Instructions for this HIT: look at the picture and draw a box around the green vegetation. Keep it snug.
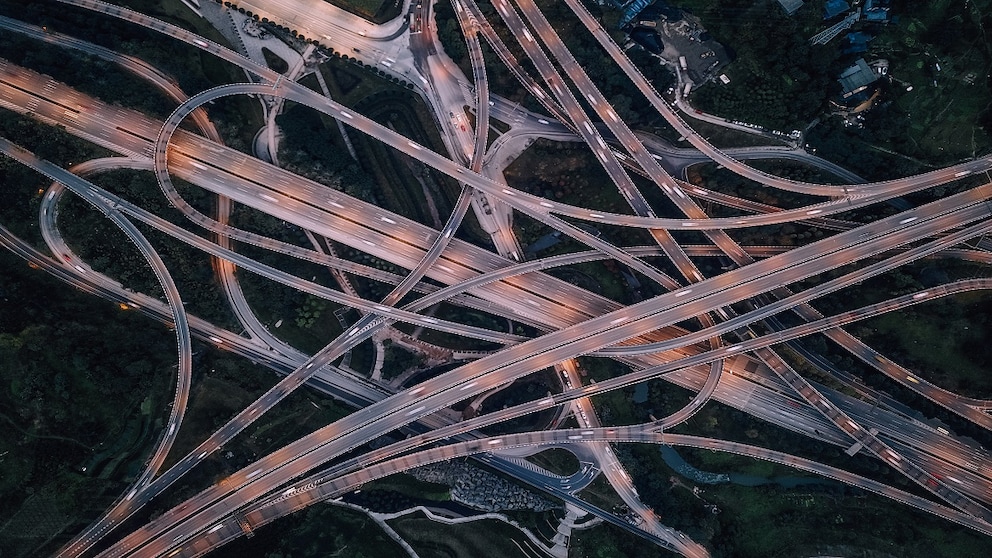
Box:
[352,89,461,228]
[809,257,992,407]
[687,0,842,130]
[574,472,624,512]
[276,101,380,204]
[405,301,512,352]
[525,448,580,476]
[865,0,992,163]
[363,473,451,502]
[380,339,426,381]
[536,0,678,130]
[210,502,406,558]
[162,359,351,472]
[615,442,992,558]
[1,0,242,99]
[0,250,176,557]
[571,521,679,558]
[805,112,932,181]
[479,370,560,434]
[505,139,630,215]
[680,446,813,480]
[237,271,347,355]
[678,0,992,167]
[388,512,540,558]
[0,31,177,120]
[0,110,114,246]
[854,292,992,398]
[57,189,238,329]
[260,46,289,74]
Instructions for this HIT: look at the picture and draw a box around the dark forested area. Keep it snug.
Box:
[0,248,176,555]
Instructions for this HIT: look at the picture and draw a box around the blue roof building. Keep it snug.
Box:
[842,31,873,54]
[619,0,656,28]
[776,0,804,16]
[864,0,891,22]
[823,0,849,19]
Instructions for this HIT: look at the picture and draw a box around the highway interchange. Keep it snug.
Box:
[1,0,992,556]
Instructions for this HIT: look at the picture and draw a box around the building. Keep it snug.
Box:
[776,0,804,15]
[837,59,879,98]
[842,31,873,54]
[864,0,891,23]
[823,0,849,19]
[831,58,881,114]
[619,0,657,29]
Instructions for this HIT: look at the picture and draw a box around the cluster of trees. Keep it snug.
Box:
[277,103,379,203]
[571,521,677,558]
[54,184,238,329]
[805,117,925,181]
[434,1,468,65]
[0,110,113,247]
[1,0,227,97]
[346,488,421,513]
[380,340,426,381]
[685,0,845,130]
[295,294,328,329]
[0,250,176,542]
[208,501,404,558]
[0,111,110,169]
[0,33,176,120]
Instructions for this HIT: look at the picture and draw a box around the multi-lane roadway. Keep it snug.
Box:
[2,1,992,557]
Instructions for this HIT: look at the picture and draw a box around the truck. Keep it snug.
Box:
[678,56,687,70]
